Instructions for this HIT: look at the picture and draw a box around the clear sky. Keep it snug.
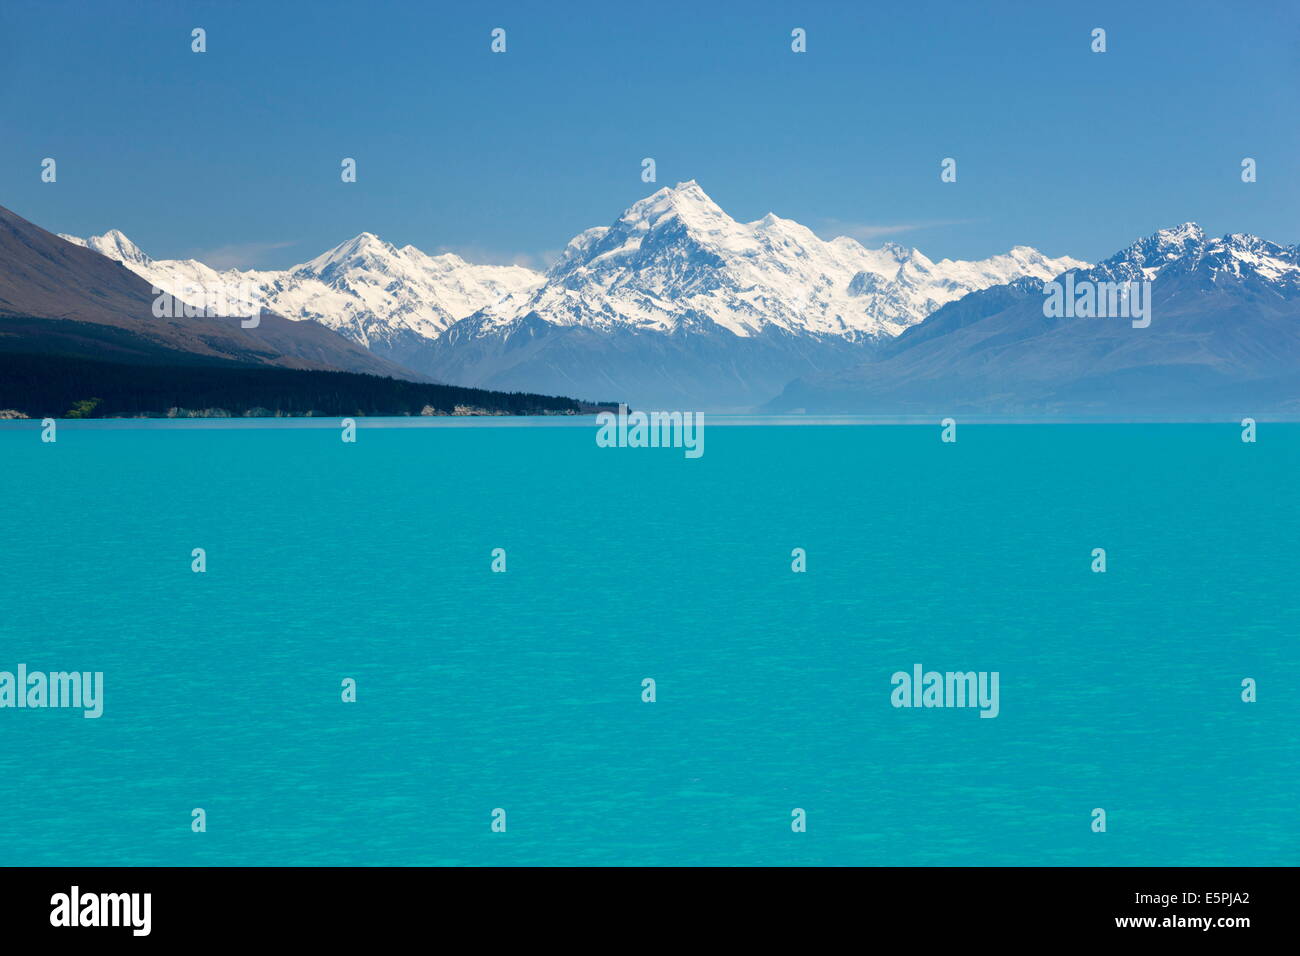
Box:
[1,0,1296,269]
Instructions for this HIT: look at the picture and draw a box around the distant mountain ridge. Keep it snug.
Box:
[420,181,1087,407]
[0,202,600,419]
[0,203,411,379]
[43,193,1300,416]
[767,224,1300,419]
[474,181,1086,339]
[60,228,542,374]
[65,182,1085,408]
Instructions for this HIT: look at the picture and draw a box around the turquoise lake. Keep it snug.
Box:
[0,419,1295,866]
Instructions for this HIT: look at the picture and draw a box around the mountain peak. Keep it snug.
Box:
[506,180,1088,349]
[666,179,704,197]
[337,231,390,253]
[665,180,720,211]
[58,229,152,266]
[877,240,918,261]
[299,232,402,277]
[1154,222,1204,242]
[620,180,726,229]
[1091,222,1208,278]
[1086,221,1300,291]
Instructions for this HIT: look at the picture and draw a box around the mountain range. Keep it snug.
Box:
[0,204,410,378]
[0,203,593,418]
[63,182,1085,408]
[767,224,1300,419]
[25,180,1300,418]
[58,227,541,373]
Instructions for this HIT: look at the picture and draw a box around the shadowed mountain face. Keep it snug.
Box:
[766,226,1300,420]
[0,203,419,379]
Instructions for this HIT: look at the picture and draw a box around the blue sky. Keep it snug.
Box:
[1,0,1296,268]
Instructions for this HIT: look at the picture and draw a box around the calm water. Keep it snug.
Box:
[0,420,1296,866]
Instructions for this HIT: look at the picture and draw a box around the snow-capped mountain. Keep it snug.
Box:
[767,223,1300,418]
[471,180,1086,341]
[278,233,542,346]
[64,181,1086,407]
[62,230,268,317]
[52,203,1300,414]
[60,228,154,268]
[420,181,1086,407]
[1085,222,1300,294]
[59,228,544,370]
[2,208,413,379]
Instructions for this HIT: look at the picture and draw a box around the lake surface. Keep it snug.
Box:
[0,419,1295,865]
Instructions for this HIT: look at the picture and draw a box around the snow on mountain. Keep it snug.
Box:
[59,229,154,268]
[61,230,268,317]
[1086,222,1300,293]
[255,232,543,349]
[59,229,545,355]
[767,221,1300,417]
[64,182,1083,356]
[62,183,1088,407]
[469,180,1088,342]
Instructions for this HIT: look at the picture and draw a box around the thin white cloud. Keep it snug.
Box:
[816,218,978,243]
[186,240,300,270]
